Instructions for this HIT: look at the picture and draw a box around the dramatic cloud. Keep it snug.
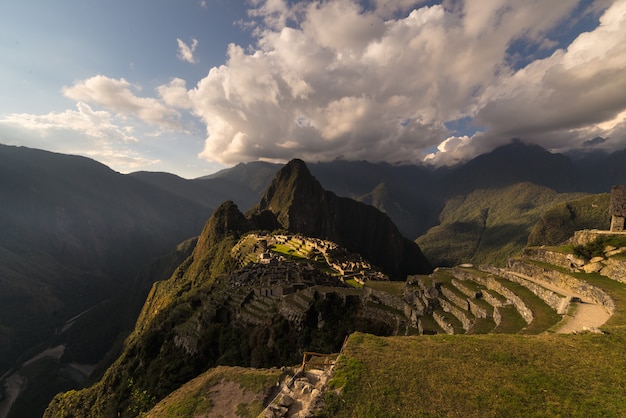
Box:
[63,75,181,129]
[177,38,199,63]
[178,0,626,166]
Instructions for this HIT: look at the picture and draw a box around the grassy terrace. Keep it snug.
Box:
[328,254,626,417]
[457,267,562,334]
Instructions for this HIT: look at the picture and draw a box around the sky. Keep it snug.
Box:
[1,0,625,179]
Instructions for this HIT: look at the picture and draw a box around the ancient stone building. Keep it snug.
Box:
[610,185,626,232]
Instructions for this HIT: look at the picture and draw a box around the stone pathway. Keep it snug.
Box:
[510,271,611,333]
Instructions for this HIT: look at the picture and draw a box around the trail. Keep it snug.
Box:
[509,271,611,333]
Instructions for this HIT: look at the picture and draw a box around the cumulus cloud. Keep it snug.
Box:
[473,0,626,154]
[63,75,181,129]
[180,0,626,166]
[177,38,199,63]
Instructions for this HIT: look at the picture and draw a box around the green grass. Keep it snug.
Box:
[417,184,585,267]
[491,305,526,334]
[364,281,405,295]
[146,366,282,418]
[495,275,562,334]
[329,332,626,417]
[270,244,306,260]
[344,278,363,288]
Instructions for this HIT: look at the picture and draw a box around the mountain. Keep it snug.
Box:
[248,159,432,278]
[416,183,585,266]
[527,193,611,246]
[441,140,582,194]
[129,170,263,213]
[200,160,281,196]
[44,159,432,417]
[200,142,626,242]
[4,141,626,416]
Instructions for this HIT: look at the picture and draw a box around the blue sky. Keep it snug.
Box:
[1,0,625,178]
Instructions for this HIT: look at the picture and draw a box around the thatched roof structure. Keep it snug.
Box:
[610,185,626,217]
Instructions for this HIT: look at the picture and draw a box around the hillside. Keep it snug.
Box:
[323,234,626,417]
[4,141,626,416]
[415,183,585,266]
[248,159,431,278]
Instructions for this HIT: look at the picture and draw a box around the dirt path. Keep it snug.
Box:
[510,272,611,333]
[556,303,611,334]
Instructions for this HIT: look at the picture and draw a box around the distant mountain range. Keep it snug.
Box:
[1,140,625,416]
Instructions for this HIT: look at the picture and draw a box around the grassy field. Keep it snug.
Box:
[328,331,626,417]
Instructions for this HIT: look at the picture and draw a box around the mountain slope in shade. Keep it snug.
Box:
[249,159,432,278]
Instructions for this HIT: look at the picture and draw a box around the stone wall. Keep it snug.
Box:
[600,258,626,283]
[438,297,472,331]
[363,288,406,312]
[507,259,615,314]
[523,248,584,271]
[480,266,570,314]
[432,311,455,335]
[571,230,626,246]
[449,268,533,324]
[492,306,502,326]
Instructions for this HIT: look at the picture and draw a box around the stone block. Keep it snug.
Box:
[583,262,603,273]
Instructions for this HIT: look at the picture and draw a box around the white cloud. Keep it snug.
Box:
[0,102,138,143]
[0,102,162,173]
[157,78,193,109]
[62,75,181,129]
[187,0,623,166]
[177,38,199,63]
[471,0,626,154]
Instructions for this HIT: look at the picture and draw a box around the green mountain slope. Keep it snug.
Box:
[528,193,610,246]
[416,183,585,266]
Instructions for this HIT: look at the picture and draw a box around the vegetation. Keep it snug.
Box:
[416,183,583,267]
[528,193,611,246]
[573,235,626,260]
[324,236,626,417]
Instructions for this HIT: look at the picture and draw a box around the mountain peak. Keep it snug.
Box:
[252,159,332,237]
[247,159,431,278]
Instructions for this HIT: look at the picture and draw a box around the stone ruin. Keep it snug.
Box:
[610,185,626,232]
